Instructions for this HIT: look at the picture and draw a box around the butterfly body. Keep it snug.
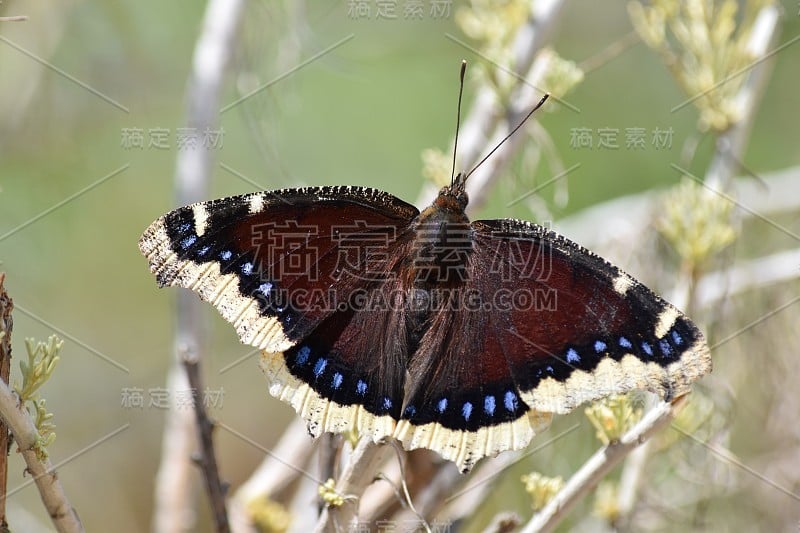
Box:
[139,180,711,471]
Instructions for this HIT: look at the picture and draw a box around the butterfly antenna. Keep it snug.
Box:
[450,60,467,187]
[464,92,550,180]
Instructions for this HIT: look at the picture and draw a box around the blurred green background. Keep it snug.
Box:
[1,0,798,531]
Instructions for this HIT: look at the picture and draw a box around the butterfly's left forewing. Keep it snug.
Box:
[138,186,419,352]
[140,186,426,444]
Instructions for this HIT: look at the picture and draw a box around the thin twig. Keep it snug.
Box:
[228,417,317,532]
[696,248,800,307]
[0,274,11,530]
[152,0,246,530]
[0,16,27,22]
[521,398,686,533]
[613,224,693,524]
[0,384,83,532]
[614,440,651,526]
[232,418,315,497]
[153,365,200,532]
[555,165,800,258]
[362,451,457,525]
[703,4,779,192]
[0,275,83,533]
[318,433,340,512]
[415,0,568,210]
[313,438,392,533]
[183,357,229,533]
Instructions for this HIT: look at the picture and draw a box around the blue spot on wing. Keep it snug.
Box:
[180,235,197,250]
[642,342,653,356]
[659,339,672,357]
[220,250,232,261]
[504,391,518,412]
[619,336,633,349]
[356,380,367,396]
[313,358,327,378]
[484,396,496,416]
[381,396,392,411]
[594,340,607,353]
[332,372,343,389]
[566,348,580,364]
[437,398,448,413]
[295,346,311,366]
[258,282,272,296]
[671,330,684,346]
[462,402,473,421]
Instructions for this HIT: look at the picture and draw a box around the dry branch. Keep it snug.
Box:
[183,357,229,532]
[228,418,316,532]
[313,439,393,533]
[521,398,685,533]
[0,274,12,529]
[0,275,82,533]
[415,0,568,211]
[153,0,246,531]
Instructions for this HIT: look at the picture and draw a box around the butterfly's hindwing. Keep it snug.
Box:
[267,246,417,443]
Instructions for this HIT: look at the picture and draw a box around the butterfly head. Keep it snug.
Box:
[435,171,469,213]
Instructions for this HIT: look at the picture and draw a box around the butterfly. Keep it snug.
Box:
[138,93,711,473]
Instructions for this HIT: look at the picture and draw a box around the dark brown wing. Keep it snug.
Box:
[138,186,418,352]
[140,186,423,444]
[395,218,711,471]
[262,260,415,443]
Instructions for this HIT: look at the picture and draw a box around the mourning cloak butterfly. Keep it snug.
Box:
[139,89,710,472]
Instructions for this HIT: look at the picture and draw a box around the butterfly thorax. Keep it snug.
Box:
[410,185,473,287]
